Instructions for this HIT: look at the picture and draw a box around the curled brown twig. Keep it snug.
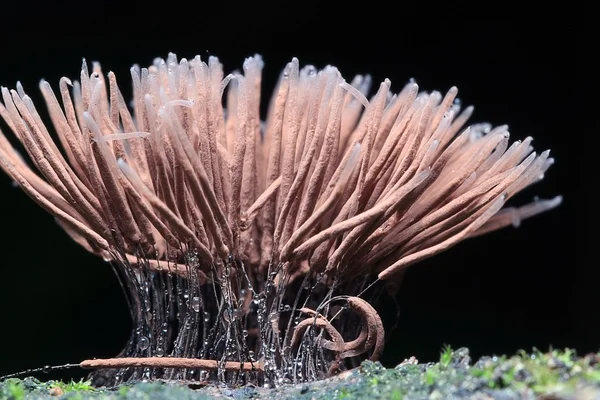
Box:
[292,308,345,354]
[294,298,384,363]
[342,297,385,361]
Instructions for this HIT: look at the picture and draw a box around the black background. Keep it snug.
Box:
[0,1,590,382]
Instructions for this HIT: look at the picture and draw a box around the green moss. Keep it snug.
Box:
[50,379,95,393]
[469,347,600,396]
[389,388,403,400]
[1,379,25,400]
[117,385,130,396]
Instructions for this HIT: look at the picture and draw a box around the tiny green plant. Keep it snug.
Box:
[439,344,453,368]
[49,379,95,393]
[424,368,439,386]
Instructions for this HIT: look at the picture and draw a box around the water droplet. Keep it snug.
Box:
[191,296,200,312]
[471,123,492,138]
[138,336,150,350]
[284,305,291,312]
[203,312,210,322]
[242,329,249,338]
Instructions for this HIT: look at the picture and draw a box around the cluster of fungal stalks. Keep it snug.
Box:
[0,53,560,387]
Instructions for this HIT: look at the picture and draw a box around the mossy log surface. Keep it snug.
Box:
[2,348,599,399]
